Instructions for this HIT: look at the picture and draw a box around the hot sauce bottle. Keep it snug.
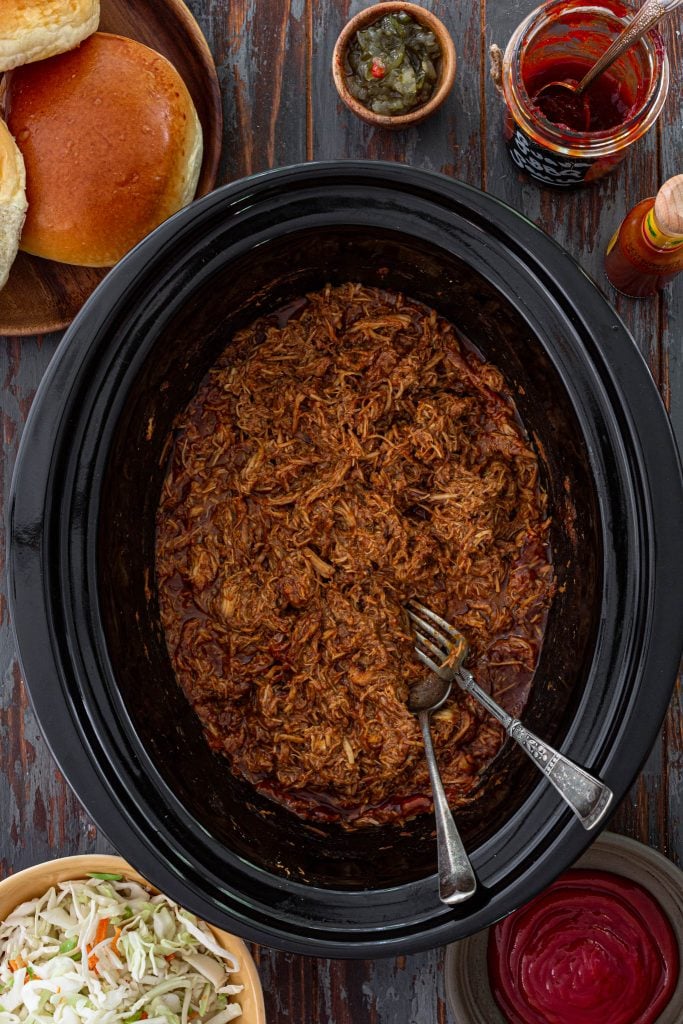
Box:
[605,175,683,296]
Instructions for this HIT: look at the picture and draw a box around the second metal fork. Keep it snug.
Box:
[406,600,613,831]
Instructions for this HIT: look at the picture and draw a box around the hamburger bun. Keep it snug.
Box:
[0,0,100,71]
[3,32,203,267]
[0,118,28,291]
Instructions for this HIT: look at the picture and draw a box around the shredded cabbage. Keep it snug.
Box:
[0,877,242,1024]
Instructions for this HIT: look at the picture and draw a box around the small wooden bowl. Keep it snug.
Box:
[0,855,266,1024]
[332,2,456,130]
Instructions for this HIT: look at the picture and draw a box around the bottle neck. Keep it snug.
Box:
[642,206,683,252]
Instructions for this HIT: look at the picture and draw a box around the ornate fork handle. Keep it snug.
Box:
[508,721,613,829]
[457,669,613,830]
[578,0,680,94]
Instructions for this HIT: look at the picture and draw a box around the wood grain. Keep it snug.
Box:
[0,1,681,1021]
[0,0,222,336]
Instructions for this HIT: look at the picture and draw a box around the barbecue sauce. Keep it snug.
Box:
[525,59,633,133]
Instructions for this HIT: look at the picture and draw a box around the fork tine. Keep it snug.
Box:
[414,628,448,663]
[414,647,445,676]
[408,599,464,642]
[405,608,451,651]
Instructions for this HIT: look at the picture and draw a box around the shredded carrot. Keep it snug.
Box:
[86,916,111,973]
[113,926,122,954]
[94,917,110,947]
[8,958,25,972]
[164,953,176,962]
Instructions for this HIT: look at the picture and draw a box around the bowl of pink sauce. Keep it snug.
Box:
[446,832,683,1024]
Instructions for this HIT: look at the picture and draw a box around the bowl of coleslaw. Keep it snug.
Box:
[0,857,265,1024]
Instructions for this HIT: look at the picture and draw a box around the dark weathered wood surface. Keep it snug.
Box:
[1,1,681,1021]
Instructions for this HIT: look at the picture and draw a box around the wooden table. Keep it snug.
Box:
[1,1,681,1020]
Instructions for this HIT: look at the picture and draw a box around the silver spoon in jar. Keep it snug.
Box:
[535,0,682,126]
[408,646,477,906]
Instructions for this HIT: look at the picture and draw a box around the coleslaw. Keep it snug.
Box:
[0,874,242,1024]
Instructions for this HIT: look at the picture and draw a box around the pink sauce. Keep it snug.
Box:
[488,869,679,1024]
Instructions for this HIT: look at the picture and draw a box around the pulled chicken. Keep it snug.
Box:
[155,284,554,828]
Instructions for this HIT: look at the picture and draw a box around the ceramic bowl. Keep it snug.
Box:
[445,832,683,1023]
[0,855,266,1024]
[332,2,456,128]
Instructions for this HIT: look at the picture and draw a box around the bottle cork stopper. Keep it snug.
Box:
[654,176,683,236]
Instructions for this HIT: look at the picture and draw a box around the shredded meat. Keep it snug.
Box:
[155,284,554,828]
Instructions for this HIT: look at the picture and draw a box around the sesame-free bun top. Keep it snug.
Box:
[3,32,203,267]
[0,117,28,290]
[0,0,100,72]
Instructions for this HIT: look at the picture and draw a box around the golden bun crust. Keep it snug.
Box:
[0,0,100,72]
[3,32,203,267]
[0,118,27,291]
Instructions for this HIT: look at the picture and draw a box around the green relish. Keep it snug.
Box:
[345,11,441,116]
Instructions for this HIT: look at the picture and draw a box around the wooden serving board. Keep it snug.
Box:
[0,0,222,336]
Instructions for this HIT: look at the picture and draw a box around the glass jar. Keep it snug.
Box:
[501,0,669,187]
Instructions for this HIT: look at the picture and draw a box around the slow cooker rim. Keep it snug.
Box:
[9,162,683,957]
[70,201,671,905]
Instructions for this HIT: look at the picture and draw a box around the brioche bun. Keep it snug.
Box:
[3,32,203,267]
[0,118,27,290]
[0,0,100,71]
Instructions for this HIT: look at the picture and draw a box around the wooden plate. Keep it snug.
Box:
[0,855,266,1024]
[0,0,222,336]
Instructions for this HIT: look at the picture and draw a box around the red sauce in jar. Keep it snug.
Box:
[488,869,679,1024]
[525,59,635,132]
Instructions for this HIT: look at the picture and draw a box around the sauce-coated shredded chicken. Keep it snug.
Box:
[155,284,554,827]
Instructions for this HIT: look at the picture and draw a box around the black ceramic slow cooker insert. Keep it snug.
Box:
[9,162,683,957]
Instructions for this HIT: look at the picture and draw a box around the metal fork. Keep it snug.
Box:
[406,600,614,831]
